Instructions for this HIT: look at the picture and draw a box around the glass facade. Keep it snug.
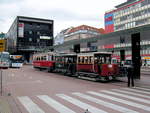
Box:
[114,0,150,31]
[105,0,150,32]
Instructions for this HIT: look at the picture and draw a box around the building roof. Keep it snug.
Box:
[67,25,105,34]
[105,0,143,15]
[115,0,141,8]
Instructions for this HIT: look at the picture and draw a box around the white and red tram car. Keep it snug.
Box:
[76,52,119,80]
[33,52,55,71]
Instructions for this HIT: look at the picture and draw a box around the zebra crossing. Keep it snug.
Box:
[17,87,150,113]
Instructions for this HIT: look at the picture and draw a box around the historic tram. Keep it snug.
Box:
[33,52,55,72]
[76,52,119,81]
[32,51,119,81]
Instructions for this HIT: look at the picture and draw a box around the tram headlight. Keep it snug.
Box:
[108,64,112,68]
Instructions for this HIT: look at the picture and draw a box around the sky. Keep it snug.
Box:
[0,0,126,36]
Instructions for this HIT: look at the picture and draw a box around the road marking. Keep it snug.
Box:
[87,91,150,111]
[101,90,150,104]
[123,88,150,95]
[72,92,138,113]
[18,96,45,113]
[37,95,75,113]
[112,89,150,99]
[134,87,150,92]
[56,94,107,113]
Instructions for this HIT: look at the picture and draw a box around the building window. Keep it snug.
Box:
[37,23,40,27]
[29,23,32,26]
[37,39,40,42]
[37,31,40,35]
[29,31,33,34]
[29,38,32,42]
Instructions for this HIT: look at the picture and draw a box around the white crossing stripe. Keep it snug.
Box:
[72,92,138,113]
[123,88,150,95]
[87,91,150,111]
[112,89,150,99]
[134,87,150,92]
[37,95,75,113]
[18,96,45,113]
[101,90,150,104]
[56,94,107,113]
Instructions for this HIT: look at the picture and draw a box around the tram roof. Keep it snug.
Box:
[33,51,55,56]
[78,52,112,56]
[55,52,77,57]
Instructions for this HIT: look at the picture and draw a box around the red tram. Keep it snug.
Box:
[33,52,55,72]
[76,52,119,81]
[32,52,119,81]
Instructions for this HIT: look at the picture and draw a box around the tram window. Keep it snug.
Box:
[51,55,53,61]
[56,57,58,61]
[99,57,104,63]
[48,55,51,61]
[41,56,43,60]
[78,57,81,63]
[85,57,88,63]
[82,57,85,63]
[43,56,46,60]
[106,56,111,64]
[94,57,98,63]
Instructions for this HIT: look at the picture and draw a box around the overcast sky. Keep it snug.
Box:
[0,0,126,36]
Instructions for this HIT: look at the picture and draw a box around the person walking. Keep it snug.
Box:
[127,63,134,87]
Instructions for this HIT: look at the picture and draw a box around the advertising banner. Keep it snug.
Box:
[18,23,24,37]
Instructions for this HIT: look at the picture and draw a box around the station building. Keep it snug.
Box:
[6,16,54,62]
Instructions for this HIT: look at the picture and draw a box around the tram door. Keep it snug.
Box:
[131,33,141,79]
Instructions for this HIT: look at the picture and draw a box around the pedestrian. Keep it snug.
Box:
[127,63,134,87]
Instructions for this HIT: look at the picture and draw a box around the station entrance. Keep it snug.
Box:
[131,33,141,79]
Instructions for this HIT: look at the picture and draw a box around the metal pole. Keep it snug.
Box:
[0,69,2,96]
[0,52,2,96]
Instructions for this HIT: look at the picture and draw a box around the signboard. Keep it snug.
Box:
[144,57,150,60]
[18,23,24,37]
[40,36,52,40]
[0,40,6,52]
[105,13,114,33]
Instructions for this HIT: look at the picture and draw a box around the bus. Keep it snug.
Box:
[0,52,10,69]
[10,55,23,68]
